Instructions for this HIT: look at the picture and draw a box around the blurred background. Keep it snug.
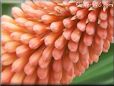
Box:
[1,0,114,85]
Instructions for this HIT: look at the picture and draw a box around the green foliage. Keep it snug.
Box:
[2,2,20,16]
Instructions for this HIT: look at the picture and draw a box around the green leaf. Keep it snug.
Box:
[2,1,20,16]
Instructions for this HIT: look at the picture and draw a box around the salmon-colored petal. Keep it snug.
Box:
[38,77,49,85]
[1,31,11,44]
[92,36,104,55]
[20,33,33,44]
[93,45,103,56]
[1,67,14,84]
[74,63,81,76]
[79,41,88,55]
[1,53,16,66]
[99,9,108,20]
[110,7,114,17]
[53,71,62,83]
[29,37,43,49]
[49,69,57,84]
[41,46,53,61]
[38,76,49,84]
[15,18,28,27]
[16,45,31,58]
[71,28,81,43]
[83,33,93,46]
[74,69,81,77]
[1,46,7,55]
[103,39,110,53]
[77,18,87,31]
[37,67,49,79]
[63,54,74,76]
[39,47,53,69]
[4,41,20,53]
[23,71,37,84]
[12,57,28,72]
[44,32,60,46]
[52,59,62,72]
[1,22,25,32]
[63,18,75,28]
[21,3,46,19]
[39,57,50,69]
[24,21,36,33]
[86,22,96,35]
[76,8,89,19]
[107,26,113,42]
[55,35,67,49]
[99,20,108,29]
[97,26,107,39]
[52,47,64,60]
[68,40,78,52]
[34,1,56,11]
[12,7,24,18]
[25,0,37,8]
[1,15,14,23]
[11,71,25,84]
[24,63,36,75]
[41,14,59,24]
[10,32,23,41]
[33,23,48,35]
[54,5,70,17]
[80,59,89,69]
[108,15,113,28]
[63,28,74,40]
[89,47,100,63]
[75,60,85,74]
[29,46,45,66]
[50,21,63,33]
[60,70,73,84]
[69,6,79,15]
[88,8,99,22]
[80,51,89,61]
[69,51,79,63]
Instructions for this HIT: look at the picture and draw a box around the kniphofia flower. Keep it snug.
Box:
[1,0,114,84]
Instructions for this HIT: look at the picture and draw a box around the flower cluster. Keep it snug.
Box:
[1,0,114,85]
